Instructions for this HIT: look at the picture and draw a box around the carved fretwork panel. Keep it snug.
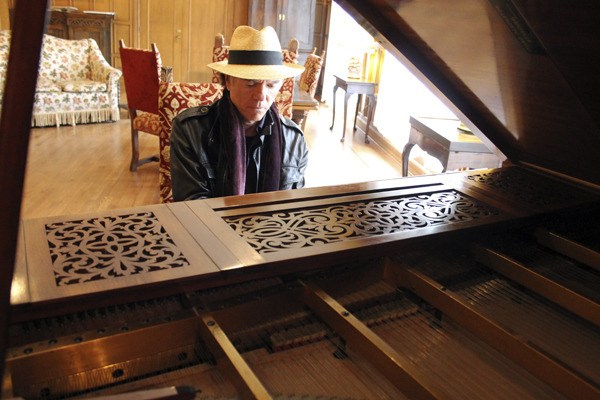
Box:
[466,168,594,208]
[45,212,189,286]
[224,190,500,253]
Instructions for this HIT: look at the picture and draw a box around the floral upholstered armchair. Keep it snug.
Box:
[158,82,223,203]
[0,30,121,127]
[212,33,298,119]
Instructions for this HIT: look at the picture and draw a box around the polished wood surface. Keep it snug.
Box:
[21,120,160,219]
[9,8,114,64]
[402,116,502,176]
[0,0,49,387]
[14,163,600,316]
[7,222,600,398]
[138,0,249,83]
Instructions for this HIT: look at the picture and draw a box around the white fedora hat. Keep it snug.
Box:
[207,26,304,81]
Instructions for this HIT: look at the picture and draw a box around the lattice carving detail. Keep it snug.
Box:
[46,212,189,286]
[225,190,499,253]
[466,168,588,207]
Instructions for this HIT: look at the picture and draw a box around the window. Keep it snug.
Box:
[323,3,457,173]
[375,52,455,149]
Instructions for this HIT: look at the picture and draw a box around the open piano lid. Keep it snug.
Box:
[337,0,600,186]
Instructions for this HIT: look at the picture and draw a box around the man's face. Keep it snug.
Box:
[225,76,283,125]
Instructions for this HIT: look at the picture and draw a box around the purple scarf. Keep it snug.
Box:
[217,91,282,196]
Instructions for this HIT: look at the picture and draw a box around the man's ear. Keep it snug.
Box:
[224,74,231,91]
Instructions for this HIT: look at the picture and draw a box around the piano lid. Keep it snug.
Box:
[337,0,600,186]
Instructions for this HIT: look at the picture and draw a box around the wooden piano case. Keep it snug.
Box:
[2,1,600,399]
[5,166,600,399]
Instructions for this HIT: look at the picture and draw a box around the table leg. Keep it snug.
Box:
[364,94,376,144]
[401,142,416,176]
[329,85,338,130]
[300,113,308,131]
[341,91,351,142]
[353,94,362,132]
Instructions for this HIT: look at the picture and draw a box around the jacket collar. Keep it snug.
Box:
[255,107,276,137]
[207,101,277,144]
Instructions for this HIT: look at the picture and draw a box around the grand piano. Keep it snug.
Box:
[1,0,599,399]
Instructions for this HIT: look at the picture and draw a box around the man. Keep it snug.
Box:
[170,25,308,201]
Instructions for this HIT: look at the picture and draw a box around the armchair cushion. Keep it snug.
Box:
[36,77,61,93]
[132,112,161,133]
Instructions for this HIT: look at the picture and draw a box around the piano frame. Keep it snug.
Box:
[2,1,600,399]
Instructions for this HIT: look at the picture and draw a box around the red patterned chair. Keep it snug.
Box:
[119,40,172,171]
[298,49,326,98]
[291,49,326,131]
[157,82,223,203]
[211,33,229,84]
[212,33,298,119]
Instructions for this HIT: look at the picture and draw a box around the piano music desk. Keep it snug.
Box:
[329,74,377,143]
[403,116,501,176]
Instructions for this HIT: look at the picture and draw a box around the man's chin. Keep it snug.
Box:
[244,110,268,123]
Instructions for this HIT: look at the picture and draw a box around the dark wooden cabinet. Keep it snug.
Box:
[248,0,331,99]
[9,7,115,64]
[249,0,316,57]
[47,10,115,65]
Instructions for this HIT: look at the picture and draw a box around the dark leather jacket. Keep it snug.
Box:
[170,100,309,201]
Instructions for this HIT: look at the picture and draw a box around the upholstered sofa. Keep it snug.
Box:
[0,30,122,127]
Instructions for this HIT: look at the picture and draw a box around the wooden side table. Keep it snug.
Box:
[402,116,502,176]
[329,74,377,143]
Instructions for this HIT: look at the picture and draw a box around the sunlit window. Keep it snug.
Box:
[323,3,457,173]
[324,3,454,150]
[375,53,455,148]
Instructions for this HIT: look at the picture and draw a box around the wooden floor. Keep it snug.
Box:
[20,103,404,220]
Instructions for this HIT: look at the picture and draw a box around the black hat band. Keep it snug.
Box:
[228,50,283,66]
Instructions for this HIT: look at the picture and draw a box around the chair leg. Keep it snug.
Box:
[130,116,160,171]
[137,153,160,168]
[301,112,308,132]
[130,125,140,172]
[131,128,160,172]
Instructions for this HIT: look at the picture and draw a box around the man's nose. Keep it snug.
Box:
[251,82,268,100]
